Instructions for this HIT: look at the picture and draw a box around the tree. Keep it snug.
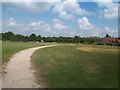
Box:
[29,33,36,41]
[2,31,103,44]
[36,35,41,42]
[74,36,80,44]
[14,34,25,41]
[2,31,14,41]
[105,34,111,38]
[0,33,2,40]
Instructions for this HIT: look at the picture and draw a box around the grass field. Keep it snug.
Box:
[32,44,118,88]
[2,41,51,63]
[0,41,2,66]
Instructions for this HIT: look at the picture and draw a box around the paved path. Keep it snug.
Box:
[2,45,59,88]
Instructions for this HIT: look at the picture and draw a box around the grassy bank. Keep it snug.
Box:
[2,41,51,63]
[32,44,118,88]
[0,41,2,66]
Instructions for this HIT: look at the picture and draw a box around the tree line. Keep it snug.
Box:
[1,31,102,44]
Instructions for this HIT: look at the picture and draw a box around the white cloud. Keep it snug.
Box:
[28,22,42,27]
[3,0,116,2]
[2,0,61,2]
[54,23,68,30]
[4,2,55,13]
[52,0,94,20]
[33,27,38,30]
[43,24,52,32]
[97,2,118,19]
[4,1,95,19]
[52,31,57,34]
[104,4,118,19]
[23,2,51,13]
[28,21,55,34]
[59,11,75,20]
[44,27,51,32]
[52,18,68,30]
[78,17,94,30]
[27,21,53,32]
[8,17,16,27]
[95,0,112,2]
[52,18,61,23]
[62,0,87,15]
[104,27,118,36]
[91,30,101,36]
[105,27,110,31]
[10,17,13,20]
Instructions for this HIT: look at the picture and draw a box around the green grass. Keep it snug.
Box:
[2,41,51,63]
[32,44,118,88]
[0,41,2,66]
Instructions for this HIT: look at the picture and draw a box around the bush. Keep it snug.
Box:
[117,43,120,46]
[82,42,87,44]
[88,42,92,44]
[95,42,104,45]
[106,43,113,46]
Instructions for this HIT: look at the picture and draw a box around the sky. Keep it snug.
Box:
[1,0,119,37]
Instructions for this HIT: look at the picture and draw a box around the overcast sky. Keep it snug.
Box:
[2,0,119,37]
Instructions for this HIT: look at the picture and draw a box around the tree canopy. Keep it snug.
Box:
[1,31,102,44]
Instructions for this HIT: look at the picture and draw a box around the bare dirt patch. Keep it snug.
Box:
[77,46,118,53]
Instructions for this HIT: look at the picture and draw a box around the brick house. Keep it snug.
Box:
[102,37,120,44]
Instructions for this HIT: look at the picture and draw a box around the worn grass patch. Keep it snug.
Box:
[77,46,118,53]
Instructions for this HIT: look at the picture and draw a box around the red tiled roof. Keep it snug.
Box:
[102,37,120,44]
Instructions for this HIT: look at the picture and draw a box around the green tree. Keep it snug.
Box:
[2,31,14,41]
[74,36,80,44]
[36,35,41,42]
[105,34,111,38]
[29,33,36,41]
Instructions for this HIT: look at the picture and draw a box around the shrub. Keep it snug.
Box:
[106,43,113,46]
[95,42,104,45]
[117,43,120,46]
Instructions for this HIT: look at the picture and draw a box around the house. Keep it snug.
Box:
[102,37,120,44]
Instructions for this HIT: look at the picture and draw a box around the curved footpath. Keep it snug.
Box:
[2,45,59,88]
